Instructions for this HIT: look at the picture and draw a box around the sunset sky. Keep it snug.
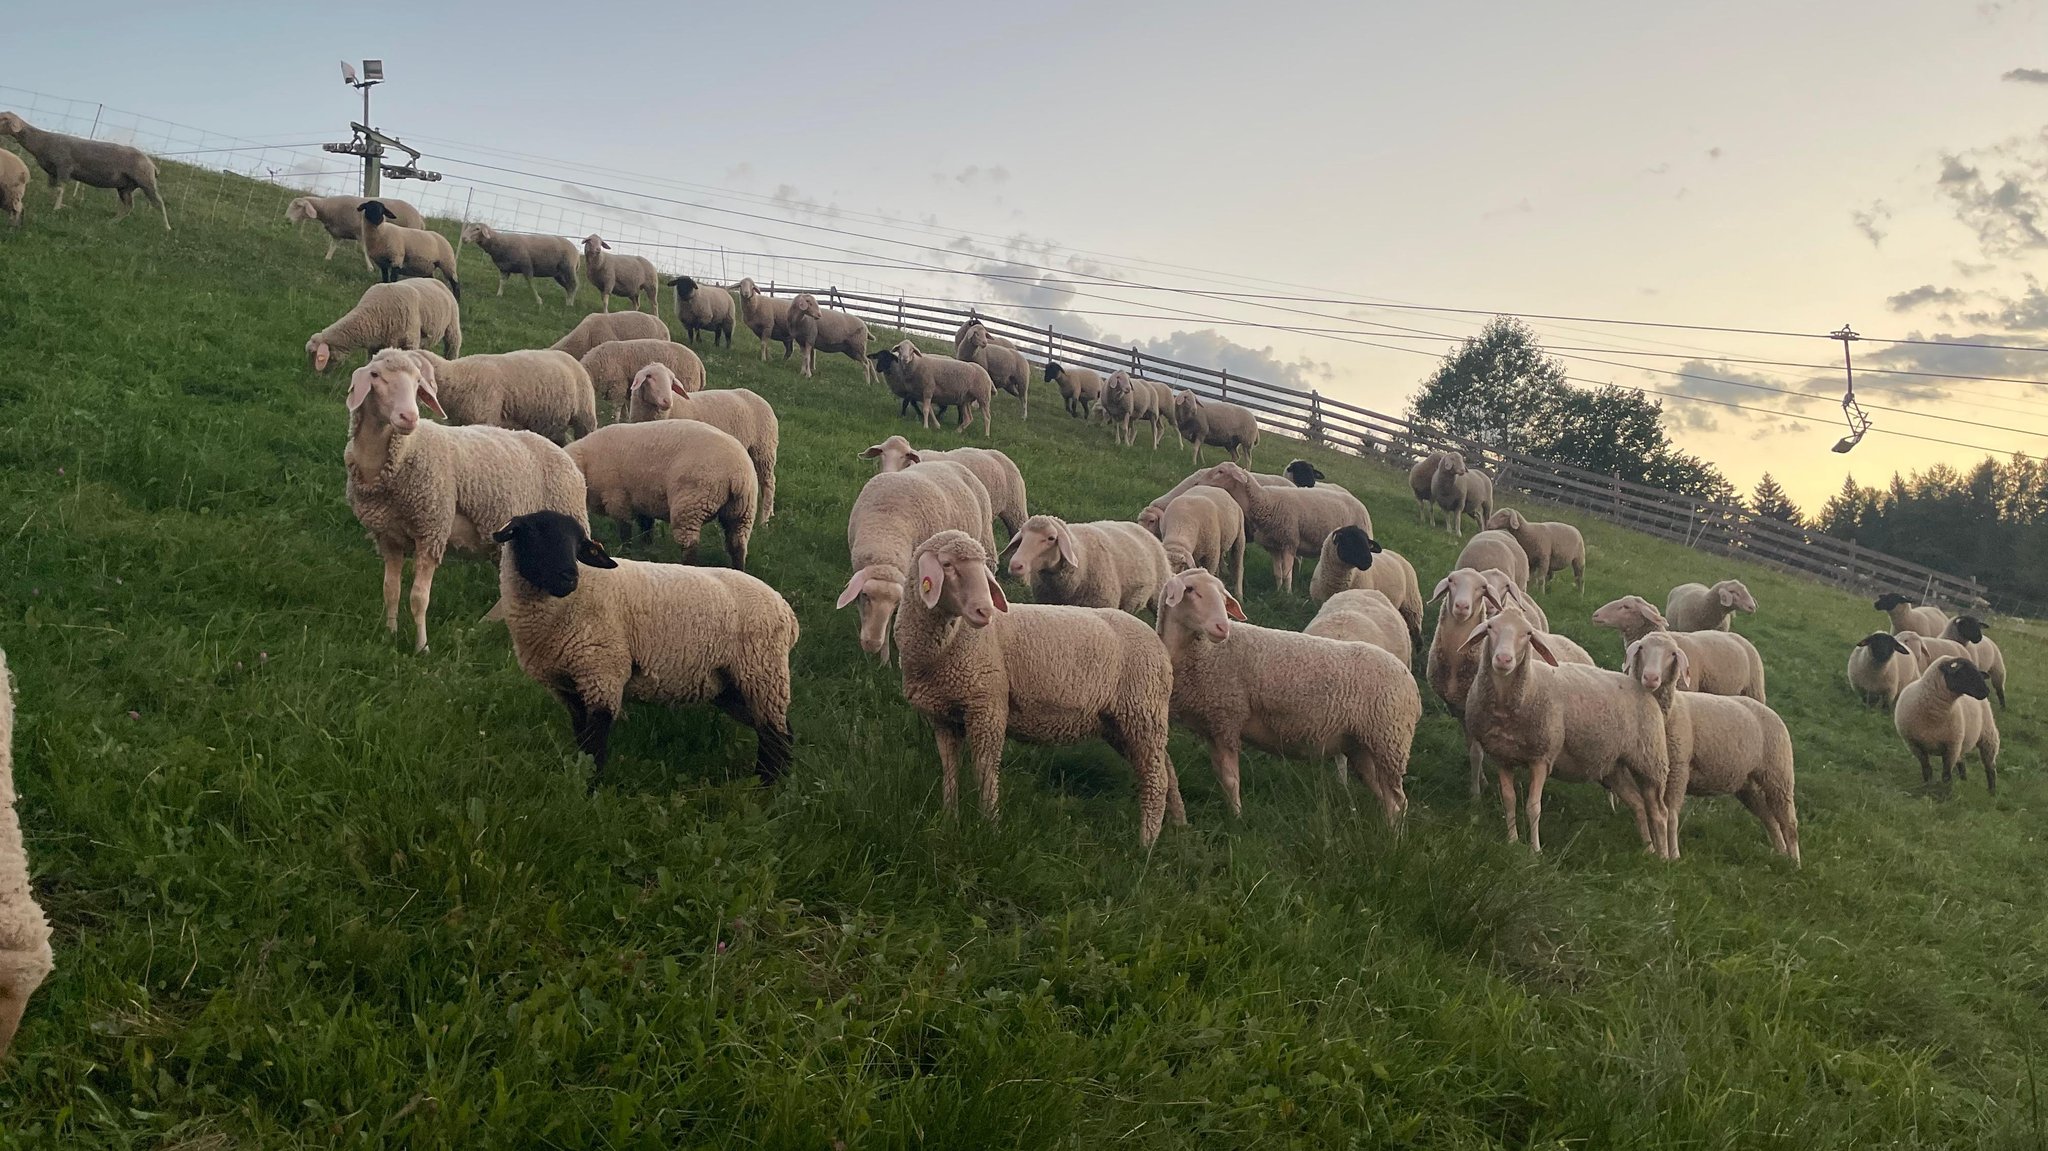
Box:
[5,0,2046,507]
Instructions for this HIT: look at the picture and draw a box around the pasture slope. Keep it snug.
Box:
[0,161,2044,1149]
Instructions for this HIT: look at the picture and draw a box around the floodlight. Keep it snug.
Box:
[340,60,358,84]
[363,60,384,82]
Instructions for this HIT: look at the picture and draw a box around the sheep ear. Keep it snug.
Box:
[415,379,444,418]
[996,534,1022,568]
[1054,529,1079,569]
[492,521,517,543]
[577,537,617,569]
[1459,618,1494,651]
[903,450,922,465]
[858,445,883,458]
[1478,588,1502,612]
[1622,640,1642,678]
[1528,633,1560,667]
[1672,648,1692,689]
[985,571,1010,612]
[1223,591,1247,622]
[670,377,688,398]
[835,568,872,610]
[1160,576,1187,609]
[917,551,946,608]
[345,370,373,412]
[1429,577,1451,605]
[600,240,612,249]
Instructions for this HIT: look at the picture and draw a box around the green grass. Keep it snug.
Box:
[2,161,2046,1149]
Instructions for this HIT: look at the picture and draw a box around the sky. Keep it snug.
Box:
[5,0,2047,507]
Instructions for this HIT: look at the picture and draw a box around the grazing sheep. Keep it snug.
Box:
[550,310,670,359]
[0,148,24,228]
[1158,486,1247,599]
[626,363,781,522]
[305,279,461,373]
[836,463,996,665]
[894,530,1182,845]
[1589,595,1767,702]
[492,511,796,786]
[581,235,659,316]
[1895,656,2000,794]
[870,342,993,436]
[1874,592,1950,638]
[1485,508,1585,594]
[959,322,1033,419]
[0,648,53,1060]
[1409,452,1445,525]
[733,277,793,360]
[461,223,579,306]
[1138,465,1291,533]
[1666,580,1757,632]
[1452,528,1531,589]
[1172,391,1260,466]
[375,348,595,445]
[859,434,1027,539]
[1848,632,1916,710]
[1284,460,1325,487]
[1198,461,1371,593]
[1307,526,1424,652]
[566,419,756,568]
[286,194,423,261]
[667,276,735,347]
[1429,451,1494,537]
[1461,603,1672,856]
[1000,515,1173,614]
[0,112,167,229]
[1158,568,1420,824]
[1045,361,1104,418]
[1624,632,1800,864]
[579,339,706,414]
[1942,616,2007,708]
[1101,372,1174,449]
[1305,588,1413,667]
[358,201,460,298]
[342,351,587,653]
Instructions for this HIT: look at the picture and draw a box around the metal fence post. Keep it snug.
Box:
[1130,346,1141,374]
[1219,367,1229,399]
[896,297,905,336]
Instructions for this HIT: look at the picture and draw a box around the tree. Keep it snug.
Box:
[1408,316,1568,454]
[1750,473,1802,525]
[1816,474,1874,538]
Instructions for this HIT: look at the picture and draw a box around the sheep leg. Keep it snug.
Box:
[967,713,1006,822]
[1496,766,1521,844]
[376,540,406,634]
[116,185,135,220]
[566,694,615,783]
[1573,559,1585,594]
[670,520,703,565]
[408,553,441,653]
[0,977,36,1058]
[720,506,752,571]
[933,724,965,815]
[1609,773,1661,856]
[1271,549,1296,594]
[1210,737,1244,817]
[756,459,776,524]
[1467,737,1487,799]
[1734,785,1784,855]
[1163,754,1186,828]
[1524,759,1553,853]
[496,271,507,298]
[323,236,338,261]
[921,397,937,430]
[1981,747,1997,795]
[51,180,65,211]
[1347,745,1402,826]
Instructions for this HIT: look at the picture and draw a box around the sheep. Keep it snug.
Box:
[1461,602,1672,856]
[581,235,659,316]
[953,314,1018,355]
[1484,508,1586,594]
[1307,526,1424,653]
[1666,580,1757,632]
[579,338,706,415]
[733,278,793,360]
[869,342,993,436]
[1848,632,1917,710]
[626,363,781,522]
[1197,461,1371,593]
[1624,632,1800,864]
[894,530,1182,845]
[1158,486,1247,599]
[1941,616,2007,708]
[287,194,424,261]
[1102,372,1173,448]
[565,418,756,569]
[1429,451,1494,537]
[341,350,587,653]
[1895,655,2001,794]
[1453,529,1531,589]
[0,112,167,229]
[1304,588,1413,667]
[1477,569,1550,632]
[667,276,735,347]
[305,279,461,373]
[782,293,871,381]
[1158,567,1420,824]
[1875,592,1950,638]
[959,321,1034,419]
[1895,630,1971,673]
[374,348,596,445]
[1137,464,1292,533]
[1284,460,1325,487]
[550,310,671,359]
[491,510,796,786]
[836,463,996,665]
[460,223,579,306]
[358,201,460,298]
[1428,569,1593,797]
[0,648,53,1060]
[858,434,1026,539]
[999,515,1173,614]
[1044,360,1104,418]
[1408,452,1445,525]
[1172,390,1260,466]
[0,147,27,227]
[1589,595,1767,702]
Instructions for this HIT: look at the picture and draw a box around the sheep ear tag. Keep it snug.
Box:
[917,552,946,608]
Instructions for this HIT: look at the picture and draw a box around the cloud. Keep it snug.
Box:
[1862,332,2045,397]
[1935,141,2048,257]
[1886,284,1968,311]
[769,183,838,218]
[935,164,1011,189]
[1850,200,1891,246]
[1954,258,1999,277]
[1661,360,1828,436]
[1960,279,2048,329]
[1643,162,1670,176]
[1706,146,1723,160]
[1126,330,1333,391]
[2003,67,2048,83]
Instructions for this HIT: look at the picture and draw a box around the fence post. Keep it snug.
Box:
[453,187,475,262]
[87,103,104,140]
[1046,323,1054,361]
[1219,367,1229,400]
[1130,346,1141,374]
[896,297,905,336]
[1611,472,1622,522]
[1308,390,1324,445]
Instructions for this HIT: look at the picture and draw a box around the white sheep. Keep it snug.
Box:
[836,463,996,665]
[550,311,670,359]
[667,276,735,347]
[286,194,423,262]
[1589,595,1767,702]
[566,418,756,568]
[0,648,53,1059]
[1847,632,1916,710]
[1137,465,1291,533]
[358,201,460,298]
[959,321,1033,419]
[1484,508,1586,594]
[0,112,167,228]
[1000,515,1173,614]
[1172,391,1260,466]
[893,530,1183,845]
[786,294,825,379]
[305,279,461,373]
[581,235,659,316]
[1044,361,1104,418]
[492,511,797,786]
[1895,655,2001,794]
[373,348,596,445]
[1158,486,1247,599]
[870,342,993,436]
[732,278,793,360]
[1428,569,1592,798]
[1874,592,1950,637]
[1101,372,1172,449]
[1453,529,1531,589]
[1895,630,1970,672]
[1429,451,1494,536]
[627,363,781,523]
[1941,616,2007,708]
[1408,452,1444,526]
[1306,526,1424,653]
[1198,461,1371,594]
[580,338,706,415]
[1304,588,1413,667]
[343,351,587,652]
[1158,568,1420,824]
[1665,580,1756,632]
[0,148,28,228]
[858,434,1027,539]
[460,223,579,306]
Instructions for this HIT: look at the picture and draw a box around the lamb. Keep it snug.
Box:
[1000,515,1173,614]
[1589,595,1767,702]
[581,235,659,316]
[1624,631,1800,863]
[1942,616,2007,708]
[1157,486,1247,599]
[0,112,167,229]
[733,278,793,360]
[667,276,735,347]
[1307,526,1424,652]
[1895,655,2001,794]
[1304,588,1413,667]
[1137,465,1292,533]
[1666,580,1757,632]
[836,463,996,665]
[1198,461,1371,593]
[869,342,993,436]
[579,338,706,414]
[1461,602,1672,856]
[286,194,423,261]
[858,434,1027,538]
[1847,632,1917,710]
[894,530,1182,846]
[1409,452,1445,525]
[491,511,796,786]
[959,322,1033,419]
[1429,451,1494,536]
[566,418,756,569]
[1452,528,1531,589]
[305,279,461,373]
[1484,508,1586,594]
[341,350,587,653]
[1172,390,1260,466]
[550,310,671,359]
[626,363,781,522]
[460,223,579,306]
[0,648,53,1059]
[373,348,596,445]
[1044,360,1104,418]
[0,147,27,227]
[1102,372,1174,448]
[358,201,460,298]
[1875,592,1950,638]
[1158,568,1421,824]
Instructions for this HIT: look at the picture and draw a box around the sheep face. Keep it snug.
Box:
[858,436,919,473]
[1937,657,1990,700]
[1439,452,1469,477]
[1856,632,1910,663]
[1623,632,1690,694]
[358,200,396,227]
[630,364,681,417]
[0,112,25,137]
[286,198,318,224]
[1137,505,1165,534]
[1105,373,1132,402]
[1173,390,1200,419]
[492,510,617,599]
[1485,508,1526,531]
[345,351,443,432]
[1431,569,1492,622]
[869,349,902,379]
[732,278,759,300]
[1330,525,1381,571]
[1715,580,1757,613]
[1159,568,1244,643]
[837,566,906,657]
[459,222,492,244]
[1043,361,1065,384]
[1285,460,1324,487]
[914,530,1007,629]
[1952,616,1988,644]
[1592,596,1663,633]
[1002,516,1076,582]
[582,234,610,257]
[1463,604,1558,677]
[670,276,699,299]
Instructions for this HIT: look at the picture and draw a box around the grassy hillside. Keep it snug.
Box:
[1,162,2044,1149]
